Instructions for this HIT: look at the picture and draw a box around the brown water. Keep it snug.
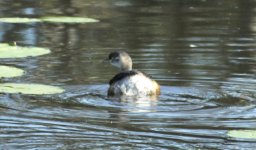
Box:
[0,0,256,149]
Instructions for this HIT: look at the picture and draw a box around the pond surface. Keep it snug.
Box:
[0,0,256,149]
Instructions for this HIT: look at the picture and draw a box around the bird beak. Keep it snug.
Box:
[102,57,109,63]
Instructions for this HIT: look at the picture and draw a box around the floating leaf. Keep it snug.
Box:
[0,65,25,78]
[0,17,41,23]
[227,130,256,139]
[0,83,65,95]
[40,16,99,23]
[0,17,99,24]
[0,43,10,47]
[0,43,50,58]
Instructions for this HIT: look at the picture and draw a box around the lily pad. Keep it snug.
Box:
[0,83,65,95]
[227,130,256,139]
[0,17,41,23]
[0,44,50,58]
[40,16,99,23]
[0,65,25,78]
[0,17,99,24]
[0,43,10,47]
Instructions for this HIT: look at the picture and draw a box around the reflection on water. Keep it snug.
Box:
[0,0,256,149]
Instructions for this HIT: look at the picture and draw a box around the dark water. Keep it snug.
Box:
[0,0,256,149]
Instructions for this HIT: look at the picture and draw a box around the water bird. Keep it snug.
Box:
[106,51,160,97]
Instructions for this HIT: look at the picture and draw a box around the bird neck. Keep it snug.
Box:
[120,64,132,72]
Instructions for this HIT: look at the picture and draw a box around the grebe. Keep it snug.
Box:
[107,51,160,97]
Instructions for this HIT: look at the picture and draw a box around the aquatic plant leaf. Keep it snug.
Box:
[41,16,99,23]
[0,65,25,78]
[0,83,65,95]
[0,44,50,58]
[0,17,99,24]
[227,130,256,139]
[0,17,41,23]
[0,43,10,47]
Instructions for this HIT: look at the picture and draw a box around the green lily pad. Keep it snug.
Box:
[0,17,99,24]
[0,44,50,58]
[41,16,99,23]
[227,130,256,139]
[0,43,10,47]
[0,83,65,95]
[0,65,25,78]
[0,17,41,23]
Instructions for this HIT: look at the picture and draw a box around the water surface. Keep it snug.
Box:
[0,0,256,149]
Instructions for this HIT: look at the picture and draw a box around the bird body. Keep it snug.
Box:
[107,51,160,97]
